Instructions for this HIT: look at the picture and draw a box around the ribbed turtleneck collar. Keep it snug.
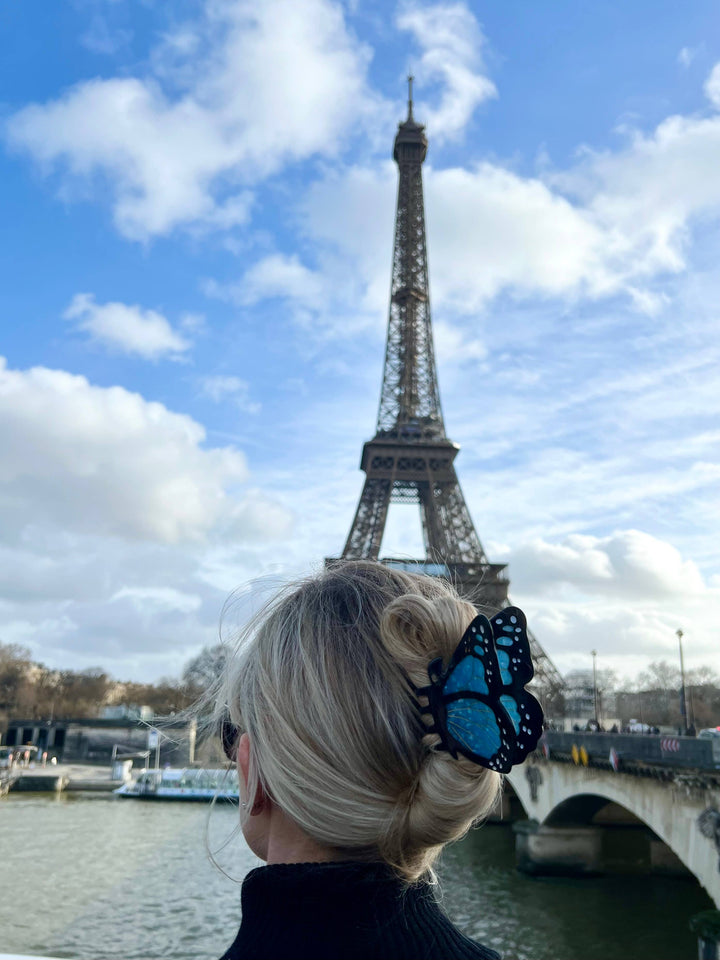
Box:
[219,860,500,960]
[241,859,407,906]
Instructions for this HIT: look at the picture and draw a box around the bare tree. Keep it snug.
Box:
[182,644,227,694]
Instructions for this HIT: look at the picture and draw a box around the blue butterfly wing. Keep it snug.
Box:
[490,608,544,764]
[436,615,515,772]
[446,699,501,756]
[444,697,515,772]
[442,616,497,697]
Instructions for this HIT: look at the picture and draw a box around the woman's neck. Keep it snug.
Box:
[263,802,339,865]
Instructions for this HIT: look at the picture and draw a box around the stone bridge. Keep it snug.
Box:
[503,732,720,908]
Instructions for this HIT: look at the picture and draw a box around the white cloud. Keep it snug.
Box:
[678,46,697,69]
[6,0,372,239]
[704,62,720,109]
[0,534,227,675]
[179,312,206,333]
[2,614,79,653]
[427,164,607,308]
[64,293,191,359]
[510,530,707,599]
[80,14,132,56]
[432,319,486,363]
[110,586,202,614]
[500,531,720,675]
[528,603,697,676]
[0,357,250,543]
[299,162,396,315]
[231,489,297,541]
[551,67,720,286]
[0,357,297,676]
[397,1,496,140]
[207,253,325,309]
[199,375,261,414]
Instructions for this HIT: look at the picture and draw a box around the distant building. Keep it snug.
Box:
[2,716,196,765]
[100,704,154,722]
[564,670,596,721]
[561,670,618,731]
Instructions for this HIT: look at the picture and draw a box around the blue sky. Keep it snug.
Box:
[1,0,719,683]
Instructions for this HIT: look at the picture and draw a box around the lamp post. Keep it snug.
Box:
[677,629,689,734]
[591,649,599,727]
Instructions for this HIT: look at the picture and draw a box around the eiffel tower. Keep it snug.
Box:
[330,80,563,696]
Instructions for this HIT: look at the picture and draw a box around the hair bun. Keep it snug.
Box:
[216,561,502,882]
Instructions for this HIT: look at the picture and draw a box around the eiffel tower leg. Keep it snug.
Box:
[418,480,452,561]
[342,478,392,560]
[522,626,565,698]
[420,469,488,564]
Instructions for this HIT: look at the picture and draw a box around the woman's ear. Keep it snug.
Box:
[237,732,269,815]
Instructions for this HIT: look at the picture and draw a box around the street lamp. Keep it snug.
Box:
[591,649,599,727]
[677,629,688,734]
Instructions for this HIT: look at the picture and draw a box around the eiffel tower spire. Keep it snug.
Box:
[376,75,443,439]
[333,87,563,696]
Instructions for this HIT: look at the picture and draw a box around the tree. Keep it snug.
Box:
[614,660,720,728]
[685,666,720,729]
[182,644,228,694]
[635,660,680,692]
[52,668,111,718]
[687,665,720,687]
[120,678,197,715]
[0,642,34,717]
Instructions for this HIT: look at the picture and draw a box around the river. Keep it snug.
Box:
[0,792,712,959]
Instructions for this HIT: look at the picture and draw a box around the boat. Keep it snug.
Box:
[115,766,239,801]
[0,955,67,959]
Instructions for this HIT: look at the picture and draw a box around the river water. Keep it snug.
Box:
[0,792,712,960]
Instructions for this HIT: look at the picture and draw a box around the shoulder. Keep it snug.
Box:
[400,882,501,960]
[422,917,501,960]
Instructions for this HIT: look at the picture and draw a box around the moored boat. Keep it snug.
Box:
[115,766,239,801]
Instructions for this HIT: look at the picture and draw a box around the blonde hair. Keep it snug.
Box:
[216,561,501,882]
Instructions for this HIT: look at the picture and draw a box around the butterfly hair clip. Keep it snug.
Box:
[414,607,543,774]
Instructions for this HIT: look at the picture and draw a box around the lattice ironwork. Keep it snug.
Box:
[332,82,563,697]
[376,91,444,441]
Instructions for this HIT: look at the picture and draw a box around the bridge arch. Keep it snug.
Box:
[505,761,720,906]
[544,792,647,827]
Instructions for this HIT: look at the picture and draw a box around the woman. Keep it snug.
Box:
[214,560,542,960]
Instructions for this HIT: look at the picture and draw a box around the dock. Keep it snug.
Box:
[1,763,125,794]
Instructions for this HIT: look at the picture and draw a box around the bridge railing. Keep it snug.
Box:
[541,731,720,772]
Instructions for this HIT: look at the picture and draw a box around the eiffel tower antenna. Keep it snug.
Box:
[330,88,563,697]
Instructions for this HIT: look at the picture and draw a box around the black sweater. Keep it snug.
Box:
[219,860,501,960]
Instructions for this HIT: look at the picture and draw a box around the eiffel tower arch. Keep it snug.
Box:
[329,81,563,698]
